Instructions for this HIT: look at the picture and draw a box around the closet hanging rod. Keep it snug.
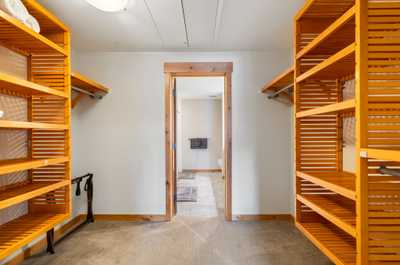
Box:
[379,166,400,177]
[72,86,103,100]
[267,84,293,99]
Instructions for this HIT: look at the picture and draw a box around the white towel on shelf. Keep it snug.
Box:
[0,0,29,22]
[24,14,40,33]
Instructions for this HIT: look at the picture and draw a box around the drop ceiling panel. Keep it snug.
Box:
[145,0,187,49]
[38,0,162,51]
[183,0,218,49]
[216,0,304,51]
[37,0,305,52]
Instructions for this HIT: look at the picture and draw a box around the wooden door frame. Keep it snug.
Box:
[164,62,233,221]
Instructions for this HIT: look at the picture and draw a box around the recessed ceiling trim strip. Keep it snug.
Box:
[180,0,190,48]
[213,0,224,44]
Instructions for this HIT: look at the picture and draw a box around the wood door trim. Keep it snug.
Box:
[164,62,233,221]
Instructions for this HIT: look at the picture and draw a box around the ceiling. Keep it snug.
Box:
[38,0,304,52]
[177,77,224,99]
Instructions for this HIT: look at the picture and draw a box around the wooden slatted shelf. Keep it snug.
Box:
[361,148,400,163]
[0,180,69,210]
[0,157,69,176]
[296,6,355,59]
[0,72,67,98]
[261,67,294,102]
[71,72,110,95]
[296,99,355,118]
[297,194,356,237]
[296,222,356,265]
[0,213,69,260]
[295,0,355,20]
[296,43,355,83]
[0,10,67,56]
[0,120,68,130]
[297,171,356,200]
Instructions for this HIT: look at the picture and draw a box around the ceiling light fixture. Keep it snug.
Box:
[85,0,130,12]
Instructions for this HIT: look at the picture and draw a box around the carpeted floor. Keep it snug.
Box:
[23,215,332,265]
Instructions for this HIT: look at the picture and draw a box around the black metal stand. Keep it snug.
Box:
[72,173,94,223]
[45,173,94,255]
[46,229,55,254]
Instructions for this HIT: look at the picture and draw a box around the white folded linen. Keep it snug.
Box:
[0,0,29,22]
[24,14,40,33]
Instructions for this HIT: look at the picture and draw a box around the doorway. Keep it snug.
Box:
[164,62,233,221]
[175,77,224,217]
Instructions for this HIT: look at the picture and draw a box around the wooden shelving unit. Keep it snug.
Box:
[296,222,356,265]
[261,66,294,102]
[0,120,68,130]
[0,0,71,261]
[297,171,355,200]
[0,180,69,210]
[297,194,356,237]
[0,214,67,260]
[71,72,110,108]
[296,99,355,118]
[294,0,400,264]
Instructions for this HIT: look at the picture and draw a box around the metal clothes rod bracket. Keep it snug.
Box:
[267,84,293,99]
[72,86,103,100]
[378,166,400,177]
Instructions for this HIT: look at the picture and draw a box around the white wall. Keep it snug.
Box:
[72,51,293,215]
[181,99,222,170]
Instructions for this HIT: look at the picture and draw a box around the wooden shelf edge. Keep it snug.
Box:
[296,99,355,118]
[361,148,400,162]
[71,72,110,94]
[296,171,356,200]
[295,222,355,265]
[0,213,70,260]
[0,10,67,56]
[261,66,294,93]
[0,120,68,130]
[0,180,69,210]
[0,72,67,98]
[297,194,356,237]
[0,157,69,176]
[296,6,355,59]
[296,43,355,83]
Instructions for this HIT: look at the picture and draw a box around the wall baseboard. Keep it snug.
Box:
[182,169,222,173]
[5,214,87,265]
[94,214,169,222]
[232,214,294,222]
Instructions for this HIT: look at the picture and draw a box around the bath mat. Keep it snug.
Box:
[178,172,196,180]
[177,186,198,202]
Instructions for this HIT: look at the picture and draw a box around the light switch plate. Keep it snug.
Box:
[0,110,3,118]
